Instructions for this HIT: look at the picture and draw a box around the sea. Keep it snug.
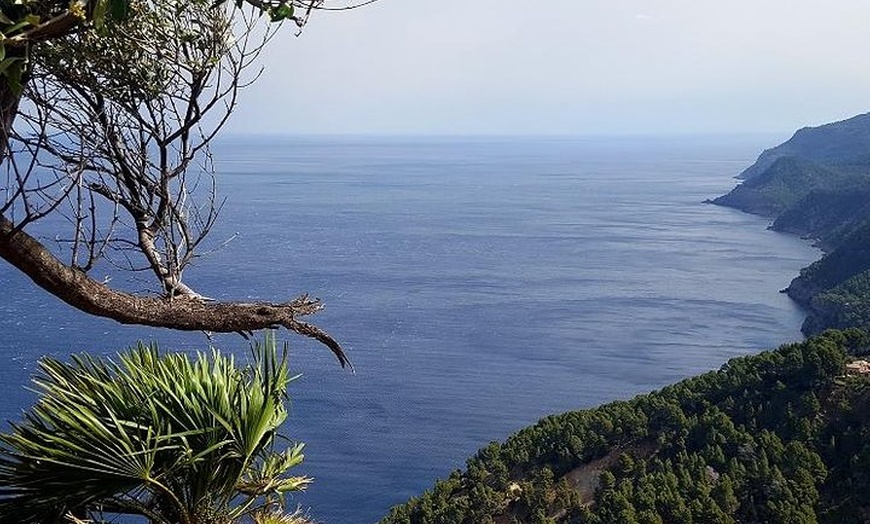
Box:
[0,135,820,523]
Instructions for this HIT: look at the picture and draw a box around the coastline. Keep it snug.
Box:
[708,196,827,335]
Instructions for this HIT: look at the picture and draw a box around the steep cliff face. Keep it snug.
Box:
[771,187,870,249]
[712,113,870,335]
[737,112,870,180]
[786,223,870,334]
[713,156,852,217]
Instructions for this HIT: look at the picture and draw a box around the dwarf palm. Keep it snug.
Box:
[0,334,311,524]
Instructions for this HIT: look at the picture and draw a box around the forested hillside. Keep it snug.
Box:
[380,330,870,524]
[735,112,870,181]
[712,114,870,334]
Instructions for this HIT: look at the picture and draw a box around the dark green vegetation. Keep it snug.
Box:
[712,113,870,334]
[380,330,870,524]
[0,336,311,524]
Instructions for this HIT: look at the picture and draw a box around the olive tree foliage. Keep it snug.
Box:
[13,0,263,296]
[0,0,320,148]
[0,0,374,368]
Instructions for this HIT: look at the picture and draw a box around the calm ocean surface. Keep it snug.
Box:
[0,135,819,523]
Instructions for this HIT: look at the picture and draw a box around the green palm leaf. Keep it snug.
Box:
[0,332,309,524]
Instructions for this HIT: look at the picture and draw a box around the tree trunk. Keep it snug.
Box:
[0,62,23,163]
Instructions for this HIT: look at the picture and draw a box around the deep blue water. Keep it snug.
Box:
[0,135,819,523]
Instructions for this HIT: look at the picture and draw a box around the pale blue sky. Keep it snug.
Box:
[229,0,870,136]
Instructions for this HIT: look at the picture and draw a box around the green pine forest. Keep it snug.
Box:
[381,330,870,524]
[380,115,870,524]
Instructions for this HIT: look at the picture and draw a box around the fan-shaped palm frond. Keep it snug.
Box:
[0,332,310,524]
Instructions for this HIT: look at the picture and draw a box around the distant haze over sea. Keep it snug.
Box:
[0,135,819,523]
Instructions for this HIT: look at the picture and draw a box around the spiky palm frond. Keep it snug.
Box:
[251,508,315,524]
[0,333,309,524]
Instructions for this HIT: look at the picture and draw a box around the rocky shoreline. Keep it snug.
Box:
[711,113,870,335]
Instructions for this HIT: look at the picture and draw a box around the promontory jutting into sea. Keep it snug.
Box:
[0,134,822,522]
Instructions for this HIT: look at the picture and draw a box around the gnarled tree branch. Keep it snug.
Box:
[0,212,351,369]
[0,1,371,371]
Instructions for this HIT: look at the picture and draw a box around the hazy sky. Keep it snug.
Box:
[229,0,870,136]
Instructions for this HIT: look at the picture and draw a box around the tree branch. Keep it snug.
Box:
[2,11,83,48]
[0,211,351,369]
